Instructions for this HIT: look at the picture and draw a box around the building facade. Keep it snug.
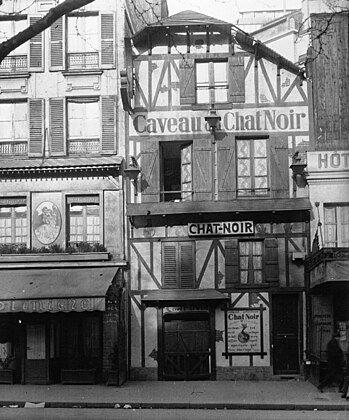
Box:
[123,10,312,381]
[0,0,128,385]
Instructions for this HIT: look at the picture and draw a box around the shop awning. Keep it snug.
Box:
[0,267,119,313]
[142,289,229,307]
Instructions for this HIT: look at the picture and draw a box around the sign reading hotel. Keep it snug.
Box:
[188,221,254,236]
[130,107,308,136]
[307,151,349,172]
[226,308,264,355]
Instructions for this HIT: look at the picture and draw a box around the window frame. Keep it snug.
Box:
[238,240,264,285]
[195,59,229,105]
[324,203,349,247]
[0,204,27,245]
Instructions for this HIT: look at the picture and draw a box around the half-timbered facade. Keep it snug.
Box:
[123,10,312,381]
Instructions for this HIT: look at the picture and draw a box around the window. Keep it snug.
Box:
[237,139,269,197]
[162,241,195,288]
[160,142,193,202]
[239,241,263,284]
[0,102,28,156]
[324,204,349,247]
[196,61,228,104]
[0,18,27,73]
[67,98,100,154]
[67,196,100,247]
[0,205,27,245]
[67,14,99,70]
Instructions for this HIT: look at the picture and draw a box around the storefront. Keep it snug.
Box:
[0,266,125,384]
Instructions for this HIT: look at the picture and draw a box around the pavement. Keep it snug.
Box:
[0,379,348,411]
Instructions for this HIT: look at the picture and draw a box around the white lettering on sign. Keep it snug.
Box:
[130,107,308,136]
[188,221,254,236]
[307,151,349,172]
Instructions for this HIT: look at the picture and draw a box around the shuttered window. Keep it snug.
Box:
[324,204,349,247]
[0,18,27,73]
[162,241,195,289]
[0,102,28,156]
[196,60,228,104]
[0,205,27,245]
[239,241,263,284]
[29,16,44,72]
[237,138,269,197]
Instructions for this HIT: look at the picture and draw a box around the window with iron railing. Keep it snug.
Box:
[0,102,28,157]
[0,18,27,73]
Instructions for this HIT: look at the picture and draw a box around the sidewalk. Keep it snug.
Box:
[0,380,348,410]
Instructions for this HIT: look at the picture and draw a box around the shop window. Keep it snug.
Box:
[196,60,228,104]
[67,196,100,249]
[324,204,349,247]
[225,238,279,287]
[0,205,27,245]
[160,141,193,202]
[67,98,100,154]
[236,138,269,197]
[50,13,115,71]
[162,241,195,289]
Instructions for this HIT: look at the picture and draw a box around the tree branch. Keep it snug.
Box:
[0,0,95,63]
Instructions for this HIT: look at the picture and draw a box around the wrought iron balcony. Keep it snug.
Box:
[0,55,28,73]
[307,247,349,272]
[67,52,99,70]
[0,141,27,156]
[68,139,100,154]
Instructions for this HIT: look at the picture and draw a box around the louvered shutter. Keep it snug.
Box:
[225,239,239,287]
[193,137,213,201]
[269,136,289,198]
[50,17,65,71]
[28,99,44,156]
[162,243,178,288]
[140,140,160,203]
[101,96,116,154]
[217,136,236,200]
[100,13,115,69]
[264,238,279,285]
[49,98,66,156]
[179,242,195,288]
[29,16,43,72]
[179,58,196,105]
[228,55,245,103]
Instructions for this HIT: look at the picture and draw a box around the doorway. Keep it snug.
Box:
[162,312,211,380]
[272,294,300,375]
[25,323,48,384]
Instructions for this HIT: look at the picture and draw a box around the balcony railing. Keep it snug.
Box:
[67,52,99,70]
[307,247,349,271]
[0,55,28,73]
[68,139,100,154]
[0,141,27,156]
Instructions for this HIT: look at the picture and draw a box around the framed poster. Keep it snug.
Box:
[225,306,266,357]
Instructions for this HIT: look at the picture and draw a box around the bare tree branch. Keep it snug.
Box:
[0,0,95,63]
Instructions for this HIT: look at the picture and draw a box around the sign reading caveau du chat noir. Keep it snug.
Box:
[188,221,254,236]
[130,107,308,136]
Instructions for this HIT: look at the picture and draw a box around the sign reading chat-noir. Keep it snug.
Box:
[188,221,254,236]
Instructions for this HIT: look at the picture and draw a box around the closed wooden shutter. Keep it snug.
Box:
[29,16,43,72]
[179,242,195,288]
[49,98,66,156]
[179,58,196,105]
[163,243,178,288]
[28,99,44,156]
[269,136,289,198]
[101,96,116,154]
[193,138,213,201]
[228,55,245,103]
[225,239,239,287]
[100,13,115,69]
[264,238,279,285]
[50,17,65,71]
[162,242,195,289]
[217,136,236,200]
[140,140,160,203]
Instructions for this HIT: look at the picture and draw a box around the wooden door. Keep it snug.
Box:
[272,294,300,375]
[163,312,211,380]
[25,323,48,384]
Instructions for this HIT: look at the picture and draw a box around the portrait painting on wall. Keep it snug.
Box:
[33,201,62,245]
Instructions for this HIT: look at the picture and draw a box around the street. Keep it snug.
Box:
[0,408,347,420]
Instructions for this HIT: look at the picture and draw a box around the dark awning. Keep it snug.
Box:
[0,267,119,313]
[142,289,229,307]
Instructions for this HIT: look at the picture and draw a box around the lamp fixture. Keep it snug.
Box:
[123,156,140,179]
[205,107,221,132]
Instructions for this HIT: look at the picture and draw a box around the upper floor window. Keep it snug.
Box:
[236,138,269,197]
[0,204,27,245]
[162,241,195,289]
[160,141,193,202]
[196,61,228,104]
[67,14,99,70]
[50,13,115,71]
[239,241,263,284]
[0,102,28,156]
[324,204,349,247]
[67,196,100,248]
